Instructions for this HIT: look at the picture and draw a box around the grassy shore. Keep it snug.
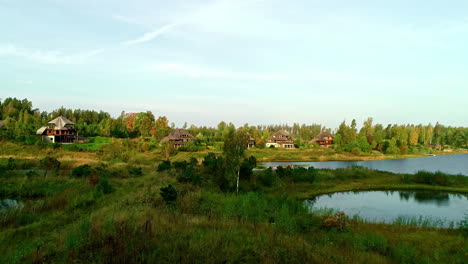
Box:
[0,152,467,263]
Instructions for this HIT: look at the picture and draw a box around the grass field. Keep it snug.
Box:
[0,151,467,263]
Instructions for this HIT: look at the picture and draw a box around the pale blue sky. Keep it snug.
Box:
[1,0,467,128]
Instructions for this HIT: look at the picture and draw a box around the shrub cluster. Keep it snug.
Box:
[400,170,466,186]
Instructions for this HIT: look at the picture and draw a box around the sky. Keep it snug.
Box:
[1,0,468,128]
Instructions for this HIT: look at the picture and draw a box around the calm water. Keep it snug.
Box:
[306,191,468,227]
[260,154,468,175]
[0,199,21,210]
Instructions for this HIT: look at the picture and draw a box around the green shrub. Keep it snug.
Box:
[96,177,113,195]
[459,214,468,238]
[160,184,177,205]
[177,166,202,185]
[72,164,93,178]
[40,156,61,177]
[128,166,143,176]
[157,160,171,172]
[355,232,388,254]
[392,243,418,264]
[259,168,276,187]
[276,165,293,179]
[239,157,256,180]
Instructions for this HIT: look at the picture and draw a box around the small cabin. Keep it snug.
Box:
[266,130,295,149]
[247,137,255,149]
[36,116,77,143]
[309,131,334,147]
[160,129,195,149]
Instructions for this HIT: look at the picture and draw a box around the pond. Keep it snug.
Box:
[305,191,468,227]
[0,199,22,211]
[260,154,468,176]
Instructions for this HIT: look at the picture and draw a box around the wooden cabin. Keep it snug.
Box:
[160,129,195,149]
[36,116,77,143]
[309,131,334,147]
[266,130,295,149]
[247,137,255,149]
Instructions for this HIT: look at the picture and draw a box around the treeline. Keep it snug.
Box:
[334,118,468,154]
[0,97,467,152]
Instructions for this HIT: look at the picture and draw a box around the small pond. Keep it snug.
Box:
[260,154,468,176]
[0,199,22,211]
[305,191,468,227]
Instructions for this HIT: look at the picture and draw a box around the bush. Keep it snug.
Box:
[239,157,256,180]
[322,212,348,231]
[40,156,61,177]
[177,166,202,185]
[157,160,171,172]
[276,166,293,179]
[355,232,388,254]
[259,168,276,187]
[404,171,453,186]
[459,214,468,238]
[292,167,316,183]
[160,184,177,205]
[72,164,93,178]
[128,166,143,176]
[96,177,113,195]
[351,148,360,156]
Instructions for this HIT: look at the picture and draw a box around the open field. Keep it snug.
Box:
[0,150,467,263]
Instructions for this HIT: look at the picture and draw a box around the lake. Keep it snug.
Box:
[260,154,468,175]
[306,190,468,227]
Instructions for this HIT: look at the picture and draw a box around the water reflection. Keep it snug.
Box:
[260,154,468,175]
[307,190,468,227]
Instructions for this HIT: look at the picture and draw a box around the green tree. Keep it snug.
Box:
[223,128,249,193]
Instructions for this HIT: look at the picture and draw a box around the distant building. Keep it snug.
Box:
[36,116,77,143]
[247,137,255,149]
[266,130,295,149]
[309,131,334,147]
[160,129,195,149]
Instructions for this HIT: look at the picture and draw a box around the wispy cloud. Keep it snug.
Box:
[122,23,179,46]
[141,63,286,81]
[0,43,103,64]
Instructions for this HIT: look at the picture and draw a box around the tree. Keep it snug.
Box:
[223,128,249,193]
[160,184,177,205]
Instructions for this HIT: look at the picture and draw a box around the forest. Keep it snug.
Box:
[1,97,467,155]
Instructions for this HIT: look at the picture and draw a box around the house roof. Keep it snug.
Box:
[160,129,194,143]
[48,116,75,130]
[267,130,294,144]
[272,130,291,137]
[309,131,334,144]
[36,126,47,135]
[0,120,5,127]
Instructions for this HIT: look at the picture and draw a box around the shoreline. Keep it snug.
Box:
[248,150,468,163]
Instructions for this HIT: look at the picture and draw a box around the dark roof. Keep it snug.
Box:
[160,129,194,143]
[309,131,334,144]
[272,130,291,137]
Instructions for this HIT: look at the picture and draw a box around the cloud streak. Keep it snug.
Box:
[122,23,179,46]
[0,43,104,64]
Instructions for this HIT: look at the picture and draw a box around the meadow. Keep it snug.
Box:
[0,141,467,263]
